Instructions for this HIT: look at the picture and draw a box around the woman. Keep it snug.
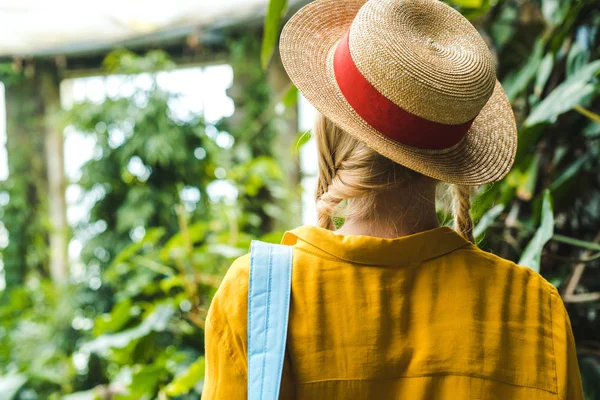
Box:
[202,0,584,398]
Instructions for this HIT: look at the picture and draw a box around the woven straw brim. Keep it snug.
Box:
[280,0,517,186]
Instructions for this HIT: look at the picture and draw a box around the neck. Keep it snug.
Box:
[334,183,440,239]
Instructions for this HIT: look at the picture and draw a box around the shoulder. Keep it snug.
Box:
[440,243,564,323]
[448,244,576,351]
[206,253,250,330]
[451,243,559,296]
[217,253,251,298]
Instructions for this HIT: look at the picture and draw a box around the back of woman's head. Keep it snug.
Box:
[313,112,475,243]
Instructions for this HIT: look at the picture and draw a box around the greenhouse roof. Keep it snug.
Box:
[1,0,307,57]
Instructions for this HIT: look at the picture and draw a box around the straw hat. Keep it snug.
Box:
[279,0,517,185]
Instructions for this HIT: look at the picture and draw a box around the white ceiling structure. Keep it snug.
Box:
[0,0,307,57]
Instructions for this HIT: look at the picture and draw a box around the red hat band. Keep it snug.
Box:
[333,31,476,150]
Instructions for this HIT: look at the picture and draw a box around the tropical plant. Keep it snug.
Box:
[0,42,295,398]
[67,49,221,272]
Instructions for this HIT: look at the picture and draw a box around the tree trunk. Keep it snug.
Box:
[1,60,68,288]
[40,64,68,283]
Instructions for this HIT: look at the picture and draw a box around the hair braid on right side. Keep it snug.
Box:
[452,184,475,243]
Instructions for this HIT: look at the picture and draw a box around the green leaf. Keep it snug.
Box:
[525,60,600,126]
[473,204,505,239]
[502,40,544,101]
[281,85,298,107]
[533,53,554,98]
[518,190,554,272]
[549,153,590,192]
[471,183,504,221]
[130,255,174,276]
[541,0,571,26]
[552,234,600,252]
[291,131,312,155]
[566,41,589,77]
[261,0,288,69]
[207,243,246,258]
[125,364,166,399]
[489,5,517,50]
[513,125,545,167]
[160,222,208,261]
[516,154,540,201]
[160,275,186,293]
[163,357,205,396]
[0,374,27,400]
[113,227,166,264]
[447,0,484,9]
[333,216,345,230]
[83,303,175,355]
[94,298,134,336]
[583,119,600,137]
[61,390,98,400]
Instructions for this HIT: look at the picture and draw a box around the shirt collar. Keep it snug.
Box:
[281,224,469,266]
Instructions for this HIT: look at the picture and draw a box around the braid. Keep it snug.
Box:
[312,112,424,231]
[452,184,475,243]
[315,116,342,230]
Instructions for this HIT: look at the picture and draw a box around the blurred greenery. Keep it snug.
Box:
[69,50,219,272]
[0,0,599,398]
[0,38,294,399]
[261,0,288,69]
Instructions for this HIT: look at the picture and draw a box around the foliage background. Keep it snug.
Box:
[0,0,600,398]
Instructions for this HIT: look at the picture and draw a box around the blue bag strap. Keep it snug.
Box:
[248,240,293,400]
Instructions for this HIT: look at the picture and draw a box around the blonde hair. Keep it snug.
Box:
[313,113,475,243]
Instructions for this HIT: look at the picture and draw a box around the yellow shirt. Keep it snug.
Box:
[202,225,583,399]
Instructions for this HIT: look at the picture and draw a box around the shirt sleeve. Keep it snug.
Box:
[550,290,584,400]
[202,254,250,399]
